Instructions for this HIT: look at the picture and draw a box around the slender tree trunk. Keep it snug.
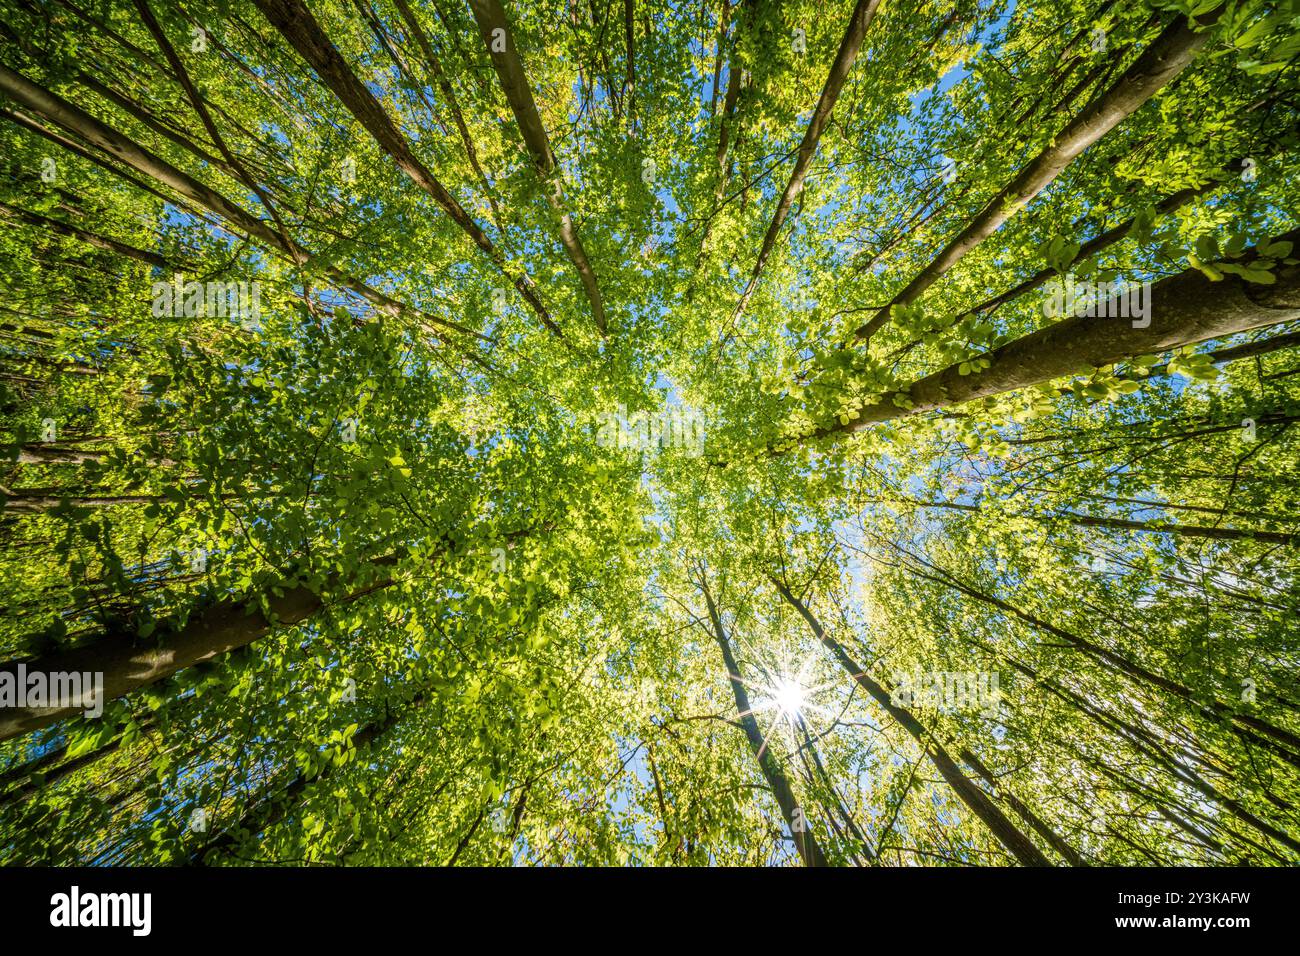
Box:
[698,579,829,865]
[854,8,1222,343]
[624,0,636,131]
[466,0,608,334]
[1076,491,1292,524]
[687,0,744,297]
[708,0,730,117]
[250,0,560,337]
[0,556,399,743]
[1,105,207,215]
[0,200,173,269]
[769,575,1052,866]
[0,732,129,809]
[1161,328,1300,372]
[804,228,1300,444]
[0,63,288,252]
[134,0,304,269]
[728,0,882,328]
[193,691,426,863]
[891,546,1300,764]
[0,63,477,343]
[917,170,1231,343]
[390,0,504,228]
[957,747,1085,865]
[1026,656,1300,856]
[896,497,1294,545]
[796,717,876,863]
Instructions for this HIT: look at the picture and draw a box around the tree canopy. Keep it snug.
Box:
[1,0,1298,866]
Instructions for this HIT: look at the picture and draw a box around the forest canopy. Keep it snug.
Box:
[0,0,1298,866]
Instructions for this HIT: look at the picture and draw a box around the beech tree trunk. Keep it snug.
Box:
[730,0,882,326]
[193,691,426,863]
[770,576,1053,866]
[0,557,398,743]
[948,173,1227,328]
[891,545,1300,764]
[467,0,608,334]
[390,0,504,227]
[854,9,1221,343]
[250,0,561,336]
[809,228,1300,442]
[699,580,829,866]
[0,200,173,269]
[0,63,477,343]
[898,497,1294,545]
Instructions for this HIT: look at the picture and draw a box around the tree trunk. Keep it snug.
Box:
[897,497,1294,545]
[769,575,1052,866]
[854,9,1221,343]
[390,0,504,227]
[0,63,476,343]
[249,0,560,337]
[729,0,882,327]
[0,557,399,743]
[0,200,174,269]
[892,546,1300,764]
[807,228,1300,443]
[940,171,1229,332]
[466,0,608,334]
[687,0,745,298]
[193,691,426,863]
[957,747,1085,865]
[698,579,829,865]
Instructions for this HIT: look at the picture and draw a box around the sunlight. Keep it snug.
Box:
[771,677,807,720]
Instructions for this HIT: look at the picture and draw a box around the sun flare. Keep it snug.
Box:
[771,677,807,720]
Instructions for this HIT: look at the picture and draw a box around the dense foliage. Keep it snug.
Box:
[0,0,1298,865]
